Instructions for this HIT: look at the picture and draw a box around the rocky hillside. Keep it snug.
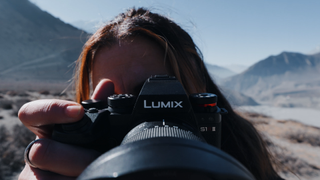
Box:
[0,0,89,91]
[221,52,320,109]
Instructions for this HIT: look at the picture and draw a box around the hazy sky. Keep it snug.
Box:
[29,0,320,67]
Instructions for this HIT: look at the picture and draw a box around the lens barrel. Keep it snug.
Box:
[78,137,255,180]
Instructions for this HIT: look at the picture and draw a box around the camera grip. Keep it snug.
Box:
[52,109,110,152]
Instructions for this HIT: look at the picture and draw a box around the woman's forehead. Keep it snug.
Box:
[91,36,169,94]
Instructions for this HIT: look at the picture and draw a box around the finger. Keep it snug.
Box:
[19,164,76,180]
[91,79,115,103]
[28,138,100,177]
[18,99,84,138]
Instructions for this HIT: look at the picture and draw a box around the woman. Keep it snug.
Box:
[19,7,283,180]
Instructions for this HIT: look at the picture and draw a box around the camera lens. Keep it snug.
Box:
[121,121,204,145]
[78,137,255,180]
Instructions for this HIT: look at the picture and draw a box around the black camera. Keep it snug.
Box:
[52,75,255,180]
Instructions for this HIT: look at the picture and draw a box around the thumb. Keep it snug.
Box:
[91,79,115,104]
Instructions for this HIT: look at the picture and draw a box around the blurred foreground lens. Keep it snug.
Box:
[116,170,211,180]
[78,138,255,180]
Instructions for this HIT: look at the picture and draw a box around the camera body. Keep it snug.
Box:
[52,75,257,180]
[52,75,226,152]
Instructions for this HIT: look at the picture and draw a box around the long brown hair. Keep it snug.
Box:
[74,7,282,180]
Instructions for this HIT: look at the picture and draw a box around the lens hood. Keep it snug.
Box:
[78,137,255,180]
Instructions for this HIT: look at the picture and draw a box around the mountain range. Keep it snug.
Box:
[205,63,236,80]
[221,52,320,109]
[0,0,88,90]
[204,63,259,106]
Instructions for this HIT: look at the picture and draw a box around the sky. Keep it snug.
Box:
[29,0,320,68]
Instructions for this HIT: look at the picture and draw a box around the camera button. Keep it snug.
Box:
[88,108,99,113]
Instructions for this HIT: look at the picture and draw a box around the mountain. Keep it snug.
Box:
[223,64,248,74]
[221,52,320,109]
[205,63,236,80]
[0,0,89,91]
[242,52,320,77]
[204,63,258,106]
[220,87,259,106]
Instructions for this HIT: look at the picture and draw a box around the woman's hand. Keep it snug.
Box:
[18,79,114,180]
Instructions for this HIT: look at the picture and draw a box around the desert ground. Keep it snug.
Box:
[0,90,74,180]
[239,112,320,180]
[0,90,319,180]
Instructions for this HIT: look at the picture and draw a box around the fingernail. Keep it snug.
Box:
[65,105,82,118]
